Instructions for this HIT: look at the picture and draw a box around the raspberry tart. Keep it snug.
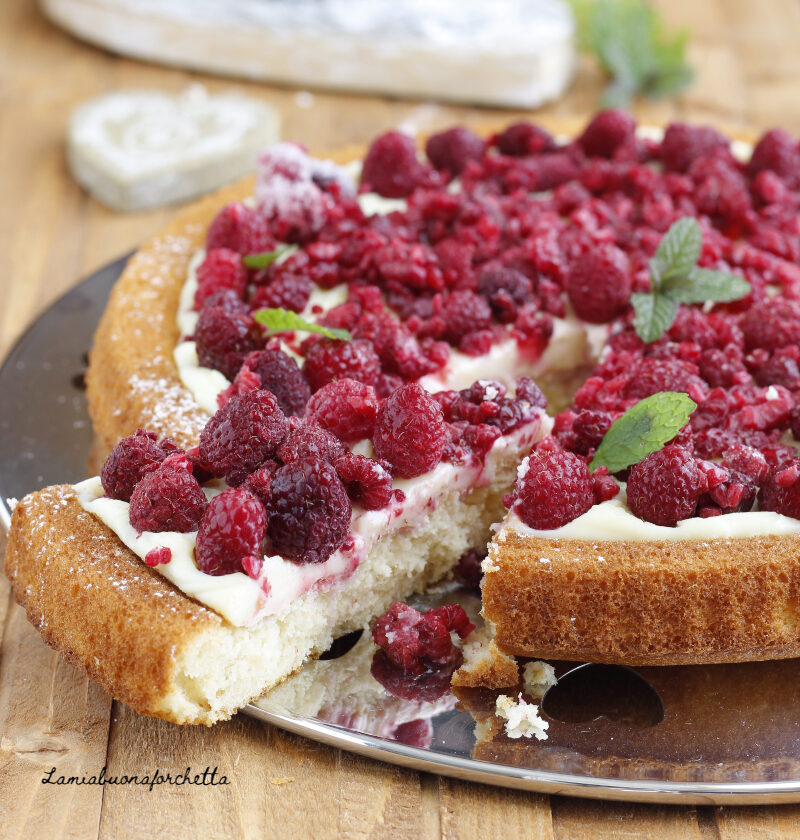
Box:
[8,113,800,725]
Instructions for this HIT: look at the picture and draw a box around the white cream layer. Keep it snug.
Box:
[77,416,546,627]
[501,486,800,543]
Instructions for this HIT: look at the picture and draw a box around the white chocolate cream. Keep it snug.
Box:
[501,486,800,543]
[76,416,546,627]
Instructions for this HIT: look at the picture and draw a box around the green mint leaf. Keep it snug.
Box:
[242,244,298,269]
[590,391,697,474]
[253,308,352,341]
[631,292,678,343]
[648,256,666,291]
[663,267,751,304]
[655,217,702,279]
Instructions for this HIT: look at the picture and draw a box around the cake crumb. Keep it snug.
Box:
[495,693,549,740]
[522,660,557,699]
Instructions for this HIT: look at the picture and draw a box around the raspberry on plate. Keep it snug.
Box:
[305,378,380,443]
[239,348,311,417]
[101,429,168,502]
[565,242,631,324]
[128,459,207,534]
[334,453,393,510]
[302,337,381,391]
[195,488,267,576]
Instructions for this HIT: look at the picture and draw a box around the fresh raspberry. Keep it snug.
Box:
[660,123,729,173]
[267,457,352,563]
[425,127,484,175]
[354,311,442,379]
[790,406,800,442]
[514,308,554,358]
[199,389,289,486]
[436,290,493,343]
[623,358,708,402]
[752,347,800,390]
[510,448,594,529]
[572,410,614,454]
[722,444,769,485]
[239,348,311,416]
[591,465,620,503]
[577,111,636,158]
[250,271,313,313]
[494,122,555,156]
[747,129,800,186]
[455,548,484,591]
[195,488,266,576]
[128,462,207,534]
[216,366,261,409]
[193,248,247,310]
[101,429,168,502]
[277,423,347,464]
[243,461,278,509]
[334,453,393,510]
[759,459,800,520]
[565,242,631,323]
[392,719,433,748]
[698,347,751,388]
[194,305,260,381]
[627,445,705,526]
[361,131,431,198]
[206,202,275,255]
[144,547,172,567]
[478,267,533,323]
[741,299,800,352]
[305,378,380,442]
[372,383,449,478]
[370,650,459,702]
[302,338,381,391]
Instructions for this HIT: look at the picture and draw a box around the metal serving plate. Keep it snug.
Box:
[3,259,800,804]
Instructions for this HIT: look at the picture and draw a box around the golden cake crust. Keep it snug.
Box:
[482,529,800,665]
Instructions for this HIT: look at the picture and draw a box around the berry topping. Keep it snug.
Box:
[660,123,729,173]
[194,248,247,309]
[626,445,706,526]
[425,127,484,175]
[101,429,168,502]
[195,488,267,576]
[478,267,533,323]
[243,461,279,509]
[334,453,393,510]
[566,242,631,324]
[361,131,431,198]
[206,202,275,255]
[372,383,449,478]
[455,548,484,591]
[199,389,289,486]
[128,461,207,534]
[267,457,352,564]
[747,129,800,185]
[740,299,800,352]
[277,423,347,464]
[144,547,172,567]
[239,348,311,416]
[759,459,800,519]
[305,378,380,442]
[578,110,636,158]
[494,122,554,156]
[509,447,594,530]
[302,338,381,391]
[194,305,260,381]
[436,290,493,347]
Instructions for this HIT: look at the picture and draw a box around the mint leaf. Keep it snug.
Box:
[631,292,678,343]
[663,267,751,304]
[253,308,352,341]
[242,244,298,269]
[655,217,702,280]
[590,391,697,474]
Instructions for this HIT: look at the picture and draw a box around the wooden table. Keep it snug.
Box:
[3,0,800,836]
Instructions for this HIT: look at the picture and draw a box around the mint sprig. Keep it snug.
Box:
[631,217,751,343]
[568,0,693,108]
[253,308,351,342]
[590,391,697,474]
[242,244,298,269]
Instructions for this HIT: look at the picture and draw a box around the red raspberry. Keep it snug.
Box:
[250,272,312,313]
[741,299,800,352]
[752,347,800,390]
[370,650,459,702]
[199,389,289,486]
[206,202,275,255]
[514,308,554,358]
[425,127,484,175]
[591,465,620,503]
[194,248,247,310]
[267,457,352,563]
[305,378,380,442]
[436,290,493,344]
[392,719,433,748]
[660,123,729,173]
[722,445,769,485]
[578,111,636,158]
[627,445,706,526]
[624,358,708,402]
[194,305,260,381]
[302,338,381,391]
[354,312,441,379]
[510,448,594,529]
[566,242,631,323]
[243,461,278,508]
[759,459,800,519]
[101,429,168,501]
[239,349,311,416]
[334,453,393,510]
[128,461,207,534]
[572,410,614,454]
[747,129,800,186]
[698,347,751,388]
[195,488,267,576]
[455,548,484,591]
[478,267,533,323]
[361,131,431,198]
[494,122,555,156]
[277,423,347,464]
[201,288,249,315]
[144,547,172,567]
[217,367,261,409]
[372,383,449,478]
